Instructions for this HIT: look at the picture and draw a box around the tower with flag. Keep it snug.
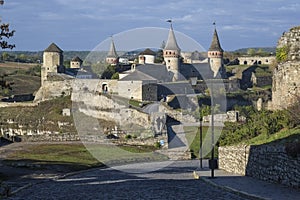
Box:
[208,23,227,78]
[163,20,181,81]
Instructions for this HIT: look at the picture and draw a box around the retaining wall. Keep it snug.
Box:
[218,144,300,188]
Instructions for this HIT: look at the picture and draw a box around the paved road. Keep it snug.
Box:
[8,160,249,200]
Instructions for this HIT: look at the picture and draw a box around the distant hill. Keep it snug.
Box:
[233,47,276,54]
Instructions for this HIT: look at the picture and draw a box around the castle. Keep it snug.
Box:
[37,24,234,102]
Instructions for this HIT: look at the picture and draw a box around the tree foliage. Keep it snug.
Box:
[0,2,15,49]
[219,106,295,146]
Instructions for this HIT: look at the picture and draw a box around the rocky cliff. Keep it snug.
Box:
[271,26,300,110]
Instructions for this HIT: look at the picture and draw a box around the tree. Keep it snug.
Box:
[2,52,9,60]
[0,1,15,49]
[247,48,256,56]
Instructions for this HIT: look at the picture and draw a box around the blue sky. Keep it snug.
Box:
[1,0,299,51]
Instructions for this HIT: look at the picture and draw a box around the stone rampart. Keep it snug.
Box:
[219,144,300,188]
[271,26,300,110]
[237,56,275,66]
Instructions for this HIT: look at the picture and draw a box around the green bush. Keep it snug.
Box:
[276,45,289,62]
[154,141,161,149]
[219,107,294,146]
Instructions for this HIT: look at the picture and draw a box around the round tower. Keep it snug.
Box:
[208,28,226,78]
[41,43,64,85]
[163,22,181,81]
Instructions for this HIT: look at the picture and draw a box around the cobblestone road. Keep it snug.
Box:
[8,160,251,200]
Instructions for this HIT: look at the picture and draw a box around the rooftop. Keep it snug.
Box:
[44,43,63,53]
[208,29,223,52]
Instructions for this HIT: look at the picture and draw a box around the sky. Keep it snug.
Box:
[1,0,299,51]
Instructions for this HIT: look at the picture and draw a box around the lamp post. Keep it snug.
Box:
[199,112,203,169]
[209,80,216,178]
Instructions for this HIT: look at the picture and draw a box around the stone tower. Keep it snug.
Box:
[208,28,226,78]
[163,23,181,81]
[106,37,118,65]
[41,43,64,85]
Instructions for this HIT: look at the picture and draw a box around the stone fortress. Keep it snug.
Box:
[35,24,300,112]
[36,23,231,103]
[270,26,300,110]
[32,24,236,159]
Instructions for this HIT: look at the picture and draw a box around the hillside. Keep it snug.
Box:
[233,47,276,54]
[0,62,41,98]
[0,96,74,132]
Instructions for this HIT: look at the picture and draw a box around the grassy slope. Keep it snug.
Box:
[5,143,102,171]
[0,96,74,132]
[246,127,300,145]
[0,62,41,97]
[184,126,219,159]
[6,75,40,95]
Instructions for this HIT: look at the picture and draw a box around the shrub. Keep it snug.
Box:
[219,108,294,146]
[154,141,161,149]
[276,45,289,62]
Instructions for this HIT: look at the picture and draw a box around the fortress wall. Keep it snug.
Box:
[237,56,276,65]
[219,144,300,188]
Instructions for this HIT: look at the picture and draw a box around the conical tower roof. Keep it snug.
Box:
[107,38,118,58]
[44,43,63,53]
[208,29,223,52]
[164,24,181,51]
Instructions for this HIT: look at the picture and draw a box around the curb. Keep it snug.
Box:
[199,176,268,200]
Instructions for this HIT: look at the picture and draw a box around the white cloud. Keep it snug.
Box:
[222,25,246,31]
[278,3,300,11]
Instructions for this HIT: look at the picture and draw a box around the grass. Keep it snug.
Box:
[118,144,158,153]
[129,99,142,107]
[6,74,41,95]
[87,144,168,165]
[5,143,102,171]
[4,143,168,172]
[0,95,75,132]
[245,127,300,145]
[0,62,41,97]
[184,126,219,159]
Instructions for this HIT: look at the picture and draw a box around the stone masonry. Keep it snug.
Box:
[219,144,300,188]
[271,26,300,110]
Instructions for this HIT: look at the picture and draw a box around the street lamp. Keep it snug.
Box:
[209,80,217,178]
[0,1,4,5]
[199,110,203,169]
